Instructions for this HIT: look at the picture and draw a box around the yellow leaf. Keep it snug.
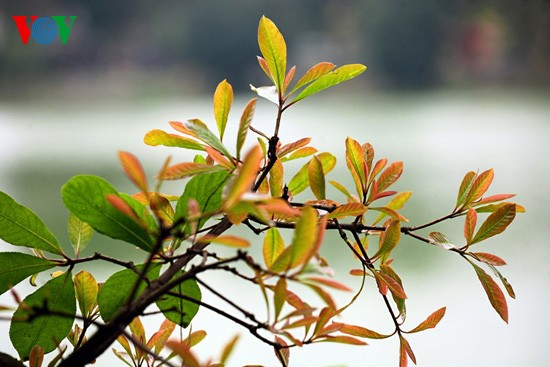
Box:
[258,16,287,92]
[213,80,233,141]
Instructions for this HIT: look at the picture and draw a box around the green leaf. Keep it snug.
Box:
[290,62,336,94]
[74,270,98,317]
[175,170,229,233]
[373,220,401,260]
[455,171,476,210]
[0,252,55,296]
[292,64,366,103]
[470,203,516,245]
[372,192,412,225]
[10,273,76,360]
[97,264,161,322]
[62,175,155,251]
[271,206,318,271]
[156,277,201,328]
[258,16,287,92]
[236,98,257,160]
[471,263,508,322]
[263,227,285,269]
[273,277,287,322]
[68,213,93,256]
[288,153,336,196]
[308,156,326,200]
[269,158,284,198]
[345,137,367,198]
[0,191,62,255]
[213,80,233,141]
[144,129,205,151]
[184,119,233,160]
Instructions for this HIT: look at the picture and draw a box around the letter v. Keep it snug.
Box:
[51,16,77,44]
[12,16,38,44]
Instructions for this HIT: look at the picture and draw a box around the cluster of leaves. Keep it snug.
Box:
[0,16,523,367]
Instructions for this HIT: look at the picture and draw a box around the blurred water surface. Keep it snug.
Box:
[0,89,548,366]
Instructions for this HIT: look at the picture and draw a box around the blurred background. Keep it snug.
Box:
[0,1,549,366]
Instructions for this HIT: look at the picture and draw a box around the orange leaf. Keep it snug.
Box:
[464,207,477,244]
[204,145,234,169]
[304,276,352,292]
[475,193,516,205]
[118,151,148,193]
[317,335,367,345]
[399,335,416,365]
[470,203,516,245]
[147,319,176,354]
[370,206,408,222]
[340,324,390,339]
[257,56,272,82]
[377,161,403,192]
[166,340,200,367]
[278,137,311,158]
[327,202,367,219]
[313,307,335,337]
[196,234,250,248]
[160,162,226,180]
[407,307,446,333]
[106,194,141,223]
[464,169,494,207]
[224,145,263,208]
[472,263,508,322]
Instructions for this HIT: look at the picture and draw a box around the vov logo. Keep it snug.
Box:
[12,16,77,45]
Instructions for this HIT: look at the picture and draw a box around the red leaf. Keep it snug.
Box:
[407,307,446,333]
[472,263,509,322]
[472,252,507,266]
[374,270,407,299]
